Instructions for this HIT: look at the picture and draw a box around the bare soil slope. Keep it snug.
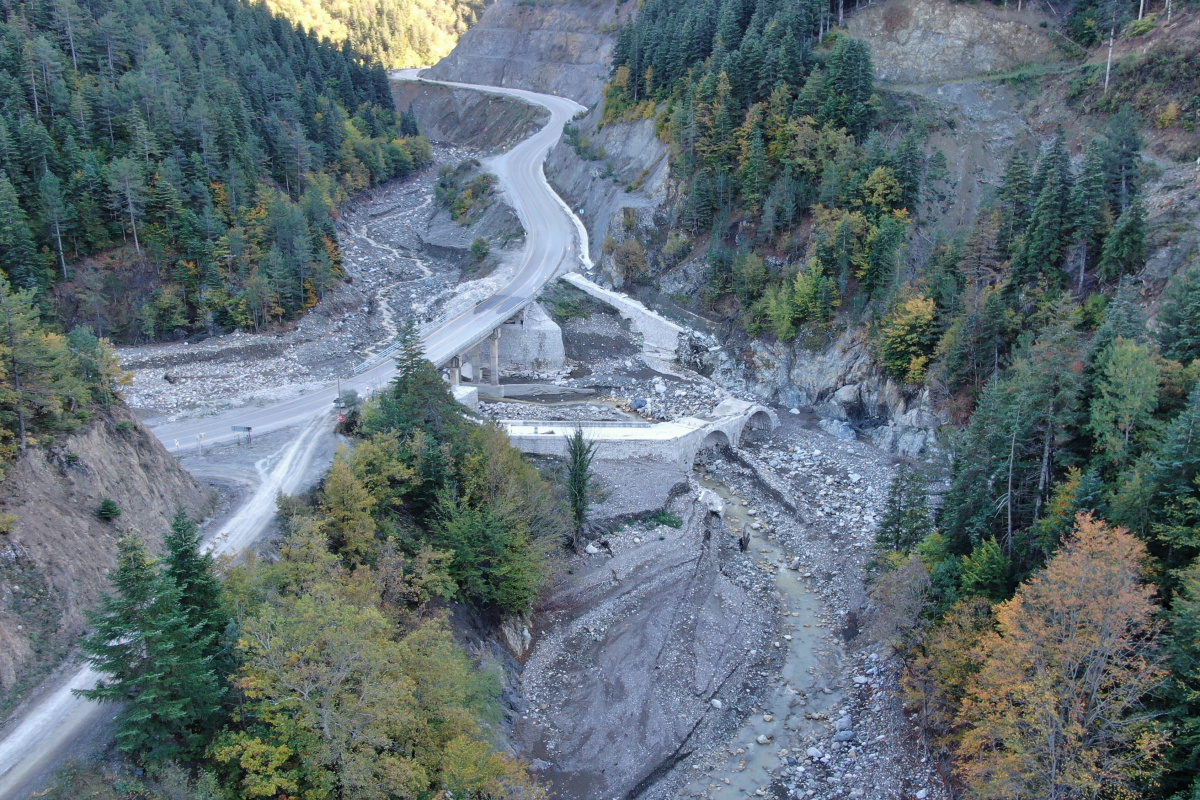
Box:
[0,409,212,716]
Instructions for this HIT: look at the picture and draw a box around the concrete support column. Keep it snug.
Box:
[472,344,482,383]
[489,329,501,386]
[449,356,460,386]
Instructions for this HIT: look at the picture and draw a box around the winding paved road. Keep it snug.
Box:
[0,74,588,800]
[152,72,588,457]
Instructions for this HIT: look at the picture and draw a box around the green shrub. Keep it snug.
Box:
[647,510,683,529]
[550,298,589,321]
[471,238,490,262]
[97,499,122,521]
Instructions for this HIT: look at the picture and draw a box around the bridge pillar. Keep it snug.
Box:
[489,329,502,386]
[472,344,482,383]
[449,356,461,386]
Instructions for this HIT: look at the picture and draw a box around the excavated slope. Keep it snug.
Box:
[425,0,628,107]
[0,409,212,711]
[847,0,1066,84]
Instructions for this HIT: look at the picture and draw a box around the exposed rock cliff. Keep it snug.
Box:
[425,0,628,106]
[847,0,1067,85]
[544,106,671,274]
[708,327,944,457]
[0,410,212,713]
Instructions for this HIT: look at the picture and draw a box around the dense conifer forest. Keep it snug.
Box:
[0,0,431,342]
[262,0,489,68]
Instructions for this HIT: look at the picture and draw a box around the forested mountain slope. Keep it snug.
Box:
[0,0,431,343]
[263,0,489,68]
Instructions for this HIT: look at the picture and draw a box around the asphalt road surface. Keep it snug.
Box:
[0,74,587,800]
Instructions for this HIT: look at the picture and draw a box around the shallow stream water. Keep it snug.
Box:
[680,471,832,798]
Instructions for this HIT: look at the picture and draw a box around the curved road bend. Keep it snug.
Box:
[0,76,587,800]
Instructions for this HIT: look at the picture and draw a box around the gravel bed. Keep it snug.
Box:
[662,424,947,800]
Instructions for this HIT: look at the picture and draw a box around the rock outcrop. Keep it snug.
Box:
[0,409,212,710]
[545,107,671,272]
[391,80,548,150]
[847,0,1066,85]
[711,327,944,457]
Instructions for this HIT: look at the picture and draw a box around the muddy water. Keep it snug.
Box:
[682,471,830,799]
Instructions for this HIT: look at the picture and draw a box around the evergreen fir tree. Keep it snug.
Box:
[1066,141,1110,292]
[1143,384,1200,568]
[894,133,923,213]
[1158,262,1200,363]
[163,509,231,677]
[997,148,1033,257]
[1089,279,1149,367]
[875,465,934,553]
[1097,196,1147,282]
[365,319,465,444]
[1011,134,1073,288]
[1164,562,1200,798]
[1102,105,1144,214]
[76,534,225,763]
[0,171,42,290]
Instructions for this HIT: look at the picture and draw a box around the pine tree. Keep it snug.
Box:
[1140,384,1200,569]
[565,425,597,548]
[1066,141,1110,292]
[738,129,768,211]
[875,464,933,553]
[893,133,923,213]
[365,319,465,443]
[38,172,71,281]
[321,447,378,562]
[1164,561,1200,798]
[1011,134,1073,288]
[1103,106,1143,213]
[996,148,1033,257]
[1089,279,1148,370]
[0,279,67,450]
[959,537,1011,601]
[1088,337,1160,468]
[76,534,225,763]
[1158,262,1200,363]
[107,156,145,254]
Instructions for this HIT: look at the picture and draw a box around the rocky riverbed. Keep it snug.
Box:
[501,402,946,800]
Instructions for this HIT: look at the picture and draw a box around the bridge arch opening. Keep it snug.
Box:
[747,410,773,430]
[741,409,774,445]
[693,429,732,466]
[700,429,731,451]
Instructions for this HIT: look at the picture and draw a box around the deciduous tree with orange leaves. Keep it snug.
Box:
[954,513,1168,800]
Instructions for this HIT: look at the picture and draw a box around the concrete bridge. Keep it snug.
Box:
[499,399,778,467]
